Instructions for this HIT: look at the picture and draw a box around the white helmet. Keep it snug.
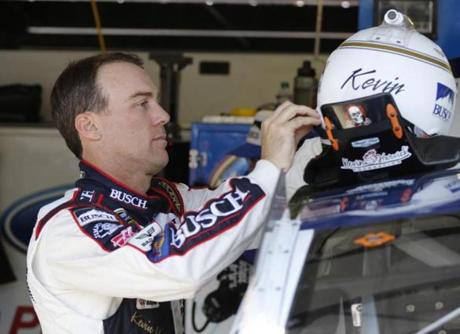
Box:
[317,9,457,136]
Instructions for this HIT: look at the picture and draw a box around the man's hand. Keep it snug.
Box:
[260,101,321,171]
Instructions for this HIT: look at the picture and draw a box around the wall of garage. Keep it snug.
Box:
[0,50,326,126]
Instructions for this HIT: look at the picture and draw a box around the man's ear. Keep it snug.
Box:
[75,112,101,141]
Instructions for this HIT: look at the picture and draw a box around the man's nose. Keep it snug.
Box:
[154,104,170,124]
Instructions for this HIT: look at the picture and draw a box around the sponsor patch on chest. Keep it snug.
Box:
[71,207,133,252]
[74,208,118,226]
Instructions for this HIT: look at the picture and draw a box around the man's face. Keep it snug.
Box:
[95,62,170,174]
[348,105,365,125]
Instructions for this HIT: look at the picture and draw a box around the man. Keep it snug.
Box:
[26,53,320,334]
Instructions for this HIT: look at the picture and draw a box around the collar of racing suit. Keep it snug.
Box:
[76,160,184,226]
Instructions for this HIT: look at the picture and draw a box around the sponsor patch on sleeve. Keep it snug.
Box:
[155,178,265,261]
[128,222,163,252]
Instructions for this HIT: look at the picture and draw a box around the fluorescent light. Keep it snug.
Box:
[27,26,353,39]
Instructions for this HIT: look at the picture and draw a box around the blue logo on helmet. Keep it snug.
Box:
[433,82,455,121]
[436,83,455,106]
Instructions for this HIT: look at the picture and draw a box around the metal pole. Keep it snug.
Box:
[314,0,324,57]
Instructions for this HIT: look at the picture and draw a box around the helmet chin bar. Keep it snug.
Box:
[304,94,460,190]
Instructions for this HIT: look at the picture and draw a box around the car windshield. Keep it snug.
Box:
[286,212,460,334]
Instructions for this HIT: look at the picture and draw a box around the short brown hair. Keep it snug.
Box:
[51,53,144,159]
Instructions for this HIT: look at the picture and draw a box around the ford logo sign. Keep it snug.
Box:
[0,185,72,253]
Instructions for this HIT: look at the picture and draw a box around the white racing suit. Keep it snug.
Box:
[286,137,323,199]
[27,159,280,334]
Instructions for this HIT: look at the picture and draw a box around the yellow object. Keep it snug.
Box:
[230,108,257,117]
[354,232,395,248]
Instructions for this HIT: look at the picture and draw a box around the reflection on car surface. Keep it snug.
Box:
[232,169,460,334]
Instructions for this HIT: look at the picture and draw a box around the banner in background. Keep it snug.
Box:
[0,127,78,334]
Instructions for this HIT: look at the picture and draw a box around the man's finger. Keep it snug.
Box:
[284,114,322,132]
[271,101,293,117]
[269,104,320,125]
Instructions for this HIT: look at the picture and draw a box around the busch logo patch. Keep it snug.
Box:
[433,82,455,121]
[76,208,118,226]
[170,178,265,249]
[341,68,405,95]
[341,146,412,172]
[109,189,147,209]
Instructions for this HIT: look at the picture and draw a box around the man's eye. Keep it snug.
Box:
[138,100,149,109]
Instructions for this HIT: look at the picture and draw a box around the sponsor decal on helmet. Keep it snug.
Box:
[344,104,372,128]
[341,68,405,95]
[341,146,412,172]
[432,82,455,121]
[351,137,380,148]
